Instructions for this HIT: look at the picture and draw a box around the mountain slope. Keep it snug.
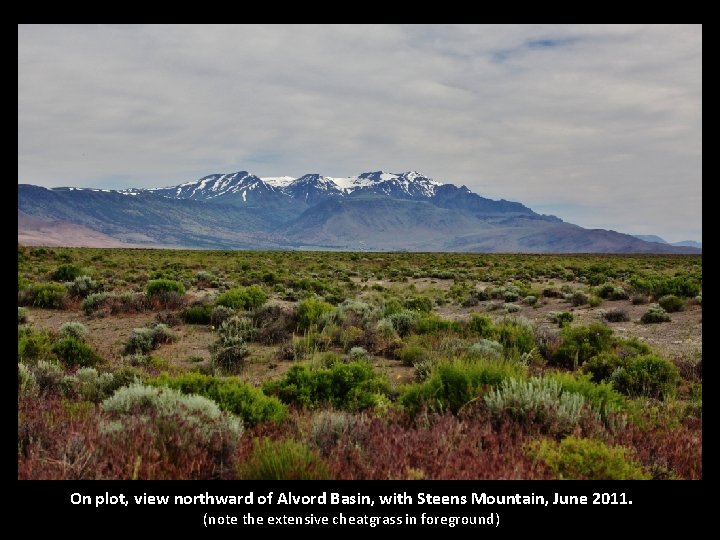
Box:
[17,169,700,253]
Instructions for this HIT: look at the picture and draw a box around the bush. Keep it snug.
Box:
[596,283,628,301]
[52,337,101,367]
[215,285,266,311]
[504,303,521,313]
[58,321,88,341]
[20,283,66,309]
[182,304,212,325]
[570,290,589,306]
[210,305,235,326]
[640,304,670,324]
[312,411,353,455]
[398,344,429,366]
[211,342,249,374]
[602,308,629,322]
[658,295,686,313]
[404,295,433,313]
[52,264,81,282]
[65,275,99,298]
[81,292,109,314]
[583,352,625,383]
[296,296,334,331]
[18,307,28,324]
[218,316,256,343]
[348,347,369,361]
[65,368,132,403]
[146,279,185,298]
[467,339,503,360]
[123,324,177,355]
[151,372,286,426]
[526,436,649,479]
[484,377,586,435]
[386,311,418,337]
[523,295,538,306]
[18,326,55,363]
[587,295,602,308]
[610,354,680,400]
[237,438,330,480]
[467,314,494,337]
[101,383,242,459]
[547,371,625,420]
[553,323,615,369]
[400,359,526,415]
[263,362,390,411]
[18,363,37,397]
[495,318,535,354]
[546,311,573,328]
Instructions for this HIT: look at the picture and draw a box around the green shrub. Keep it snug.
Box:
[404,295,433,313]
[495,318,535,354]
[553,323,615,369]
[546,371,625,420]
[151,372,286,426]
[504,303,521,313]
[467,314,494,337]
[263,362,390,411]
[146,279,185,298]
[215,285,266,311]
[415,313,461,334]
[65,368,130,402]
[658,295,686,313]
[386,311,418,337]
[570,290,589,306]
[526,436,649,479]
[101,384,242,454]
[583,352,625,383]
[32,360,65,391]
[296,296,334,330]
[52,337,101,367]
[18,326,55,363]
[18,363,37,397]
[399,344,430,366]
[182,304,212,324]
[400,359,526,415]
[211,342,249,374]
[81,292,109,314]
[237,438,330,480]
[523,295,538,306]
[640,304,670,324]
[58,321,88,341]
[610,354,680,400]
[21,283,66,309]
[547,311,573,328]
[65,275,99,298]
[123,324,177,355]
[382,297,404,317]
[587,295,602,308]
[18,307,28,324]
[218,316,256,344]
[52,264,81,282]
[348,346,369,361]
[467,339,503,360]
[484,377,586,435]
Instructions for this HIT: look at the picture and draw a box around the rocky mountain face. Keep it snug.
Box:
[18,170,700,253]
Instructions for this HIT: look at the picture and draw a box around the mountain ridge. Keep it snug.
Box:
[18,169,700,253]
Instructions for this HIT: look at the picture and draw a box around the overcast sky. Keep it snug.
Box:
[18,24,701,242]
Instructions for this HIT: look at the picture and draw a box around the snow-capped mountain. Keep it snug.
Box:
[147,171,288,207]
[18,168,701,253]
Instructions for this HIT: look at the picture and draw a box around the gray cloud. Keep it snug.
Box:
[18,24,701,242]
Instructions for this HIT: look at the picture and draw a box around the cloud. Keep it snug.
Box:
[18,24,701,242]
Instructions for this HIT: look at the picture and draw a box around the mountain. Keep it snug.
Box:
[18,170,700,253]
[632,234,702,250]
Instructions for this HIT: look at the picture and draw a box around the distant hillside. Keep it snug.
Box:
[632,234,701,251]
[17,170,700,253]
